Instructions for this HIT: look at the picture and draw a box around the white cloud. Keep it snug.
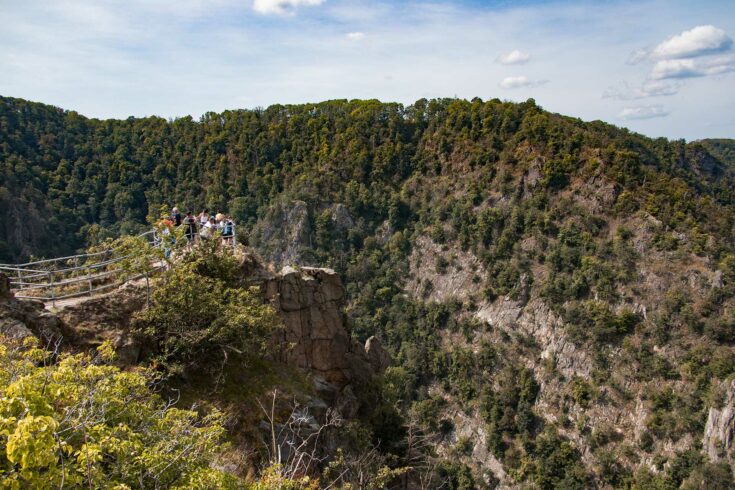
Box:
[346,31,365,40]
[619,105,669,120]
[650,55,735,79]
[499,75,547,89]
[627,48,649,65]
[2,0,734,140]
[603,80,678,100]
[496,49,531,65]
[253,0,324,15]
[652,25,732,60]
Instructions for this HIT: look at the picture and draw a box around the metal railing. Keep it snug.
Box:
[0,231,160,305]
[0,226,238,306]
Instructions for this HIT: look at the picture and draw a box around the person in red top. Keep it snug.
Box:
[158,218,175,258]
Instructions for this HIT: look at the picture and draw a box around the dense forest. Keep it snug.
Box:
[2,95,735,488]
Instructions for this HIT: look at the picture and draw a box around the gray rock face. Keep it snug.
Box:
[475,297,593,383]
[328,203,354,231]
[252,200,313,267]
[704,379,735,462]
[406,236,486,303]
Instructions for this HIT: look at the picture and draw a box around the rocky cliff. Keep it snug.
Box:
[404,230,735,485]
[0,250,387,391]
[263,265,380,387]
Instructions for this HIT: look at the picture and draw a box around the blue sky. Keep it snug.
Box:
[1,0,733,140]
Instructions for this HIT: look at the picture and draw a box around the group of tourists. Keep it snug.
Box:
[163,207,237,246]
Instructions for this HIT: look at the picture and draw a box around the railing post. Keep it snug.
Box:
[48,271,55,307]
[87,264,93,296]
[16,269,22,291]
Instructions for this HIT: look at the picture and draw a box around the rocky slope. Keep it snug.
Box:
[0,249,387,398]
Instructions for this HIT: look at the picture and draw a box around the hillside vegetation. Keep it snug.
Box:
[2,95,735,488]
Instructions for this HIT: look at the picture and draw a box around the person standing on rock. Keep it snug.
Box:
[171,207,182,227]
[200,218,215,241]
[198,209,210,226]
[222,216,235,245]
[183,211,198,245]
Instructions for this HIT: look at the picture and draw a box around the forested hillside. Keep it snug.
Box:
[2,95,735,487]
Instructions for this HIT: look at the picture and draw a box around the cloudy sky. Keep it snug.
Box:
[1,0,734,140]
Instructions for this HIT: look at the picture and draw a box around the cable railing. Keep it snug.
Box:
[0,230,160,305]
[0,227,238,306]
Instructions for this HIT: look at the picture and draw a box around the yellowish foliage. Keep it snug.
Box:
[0,338,235,489]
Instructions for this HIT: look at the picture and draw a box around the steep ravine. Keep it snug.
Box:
[405,233,734,485]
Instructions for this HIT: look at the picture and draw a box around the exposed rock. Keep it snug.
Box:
[712,270,724,289]
[329,203,354,231]
[524,164,542,189]
[437,407,508,486]
[476,297,592,379]
[0,273,63,341]
[568,173,619,214]
[365,336,392,372]
[406,236,486,303]
[34,255,375,388]
[0,318,34,339]
[52,281,148,365]
[704,379,735,462]
[251,200,314,267]
[264,266,374,387]
[375,220,395,245]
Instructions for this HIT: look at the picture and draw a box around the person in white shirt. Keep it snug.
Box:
[200,218,215,240]
[198,209,210,226]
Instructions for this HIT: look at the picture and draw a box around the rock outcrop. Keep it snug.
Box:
[406,236,486,303]
[704,379,735,462]
[0,272,62,341]
[328,203,354,231]
[264,266,379,387]
[251,200,313,266]
[365,336,392,373]
[3,254,385,391]
[52,281,148,365]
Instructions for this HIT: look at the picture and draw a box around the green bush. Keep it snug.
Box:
[136,243,278,374]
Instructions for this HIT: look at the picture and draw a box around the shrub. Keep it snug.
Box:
[136,243,279,374]
[435,256,450,274]
[570,377,595,408]
[0,338,237,489]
